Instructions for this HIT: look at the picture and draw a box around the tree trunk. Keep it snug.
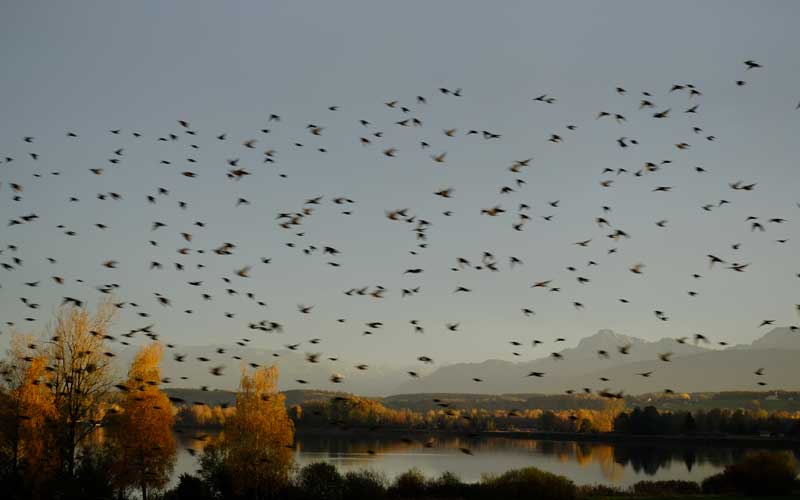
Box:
[11,420,20,472]
[141,482,147,500]
[67,423,76,477]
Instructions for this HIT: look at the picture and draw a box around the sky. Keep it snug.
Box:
[0,1,799,371]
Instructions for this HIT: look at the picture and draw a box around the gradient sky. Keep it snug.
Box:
[1,1,799,371]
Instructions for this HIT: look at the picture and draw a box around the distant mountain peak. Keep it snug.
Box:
[749,327,800,350]
[575,329,642,348]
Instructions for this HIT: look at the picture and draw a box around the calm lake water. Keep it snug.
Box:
[171,431,798,487]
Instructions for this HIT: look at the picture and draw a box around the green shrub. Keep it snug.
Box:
[702,451,798,496]
[576,483,624,497]
[390,467,428,498]
[427,471,468,498]
[64,448,118,500]
[342,469,388,500]
[161,473,216,500]
[481,467,577,500]
[296,462,344,500]
[701,471,735,495]
[197,443,236,499]
[630,479,701,496]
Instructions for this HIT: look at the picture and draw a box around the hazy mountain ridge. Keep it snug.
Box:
[393,328,800,394]
[119,328,800,396]
[114,344,409,396]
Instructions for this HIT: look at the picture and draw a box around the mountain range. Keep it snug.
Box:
[117,327,800,396]
[393,328,800,394]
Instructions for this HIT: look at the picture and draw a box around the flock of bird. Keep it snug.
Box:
[2,59,799,404]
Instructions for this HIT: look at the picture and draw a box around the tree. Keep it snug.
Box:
[45,301,118,476]
[109,342,176,500]
[216,365,294,499]
[0,333,59,495]
[702,451,798,495]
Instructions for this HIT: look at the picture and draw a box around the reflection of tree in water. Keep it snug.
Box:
[302,436,634,482]
[683,450,695,472]
[613,446,675,475]
[185,433,795,482]
[611,445,772,476]
[299,436,781,480]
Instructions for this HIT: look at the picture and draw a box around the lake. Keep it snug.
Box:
[172,431,798,487]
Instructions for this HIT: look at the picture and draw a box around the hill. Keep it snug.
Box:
[165,388,351,408]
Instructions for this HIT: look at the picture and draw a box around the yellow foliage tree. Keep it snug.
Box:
[219,365,294,499]
[109,342,176,500]
[45,301,118,476]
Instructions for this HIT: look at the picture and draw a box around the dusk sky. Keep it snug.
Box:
[1,1,798,369]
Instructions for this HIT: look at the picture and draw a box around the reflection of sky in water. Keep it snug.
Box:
[171,431,796,487]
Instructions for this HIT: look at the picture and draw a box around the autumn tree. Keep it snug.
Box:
[213,365,295,499]
[0,333,59,495]
[45,301,118,476]
[109,342,176,500]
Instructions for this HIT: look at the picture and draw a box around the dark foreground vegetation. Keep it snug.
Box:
[158,450,800,499]
[3,449,796,500]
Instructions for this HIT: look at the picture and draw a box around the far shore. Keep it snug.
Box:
[174,424,800,448]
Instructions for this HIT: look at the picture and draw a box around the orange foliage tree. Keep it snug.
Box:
[0,333,59,493]
[108,342,176,500]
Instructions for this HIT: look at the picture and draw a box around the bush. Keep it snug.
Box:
[702,451,798,496]
[342,469,388,500]
[630,479,701,496]
[481,467,577,500]
[428,471,469,498]
[63,449,118,500]
[389,467,429,498]
[197,443,235,499]
[296,462,344,500]
[162,473,216,500]
[576,483,624,497]
[701,471,735,495]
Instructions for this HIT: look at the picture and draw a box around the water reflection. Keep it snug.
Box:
[172,430,798,486]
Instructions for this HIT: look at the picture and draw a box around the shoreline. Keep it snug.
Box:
[174,424,800,449]
[295,427,800,448]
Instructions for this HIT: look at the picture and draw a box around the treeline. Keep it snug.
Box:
[176,396,624,433]
[614,405,800,436]
[295,400,800,435]
[176,393,800,438]
[175,403,235,427]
